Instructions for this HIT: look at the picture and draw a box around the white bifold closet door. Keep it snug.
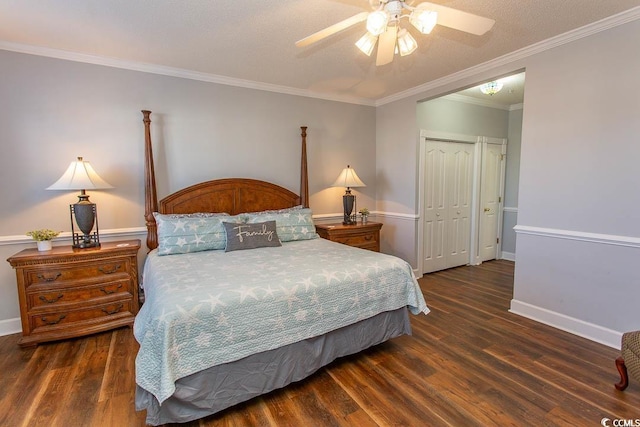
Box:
[423,141,474,273]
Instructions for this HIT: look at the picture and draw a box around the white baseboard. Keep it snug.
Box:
[0,318,21,337]
[500,251,516,261]
[509,299,621,349]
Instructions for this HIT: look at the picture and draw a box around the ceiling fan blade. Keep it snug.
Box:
[416,2,495,36]
[376,26,397,66]
[295,12,369,48]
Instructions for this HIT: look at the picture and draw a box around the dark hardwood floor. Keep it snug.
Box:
[0,260,637,426]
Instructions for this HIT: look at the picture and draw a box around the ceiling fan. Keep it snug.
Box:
[296,0,495,66]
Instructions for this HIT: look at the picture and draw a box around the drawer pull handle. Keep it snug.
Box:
[364,235,373,241]
[39,294,63,304]
[37,272,61,282]
[41,314,66,325]
[101,304,124,316]
[100,284,123,295]
[98,264,122,275]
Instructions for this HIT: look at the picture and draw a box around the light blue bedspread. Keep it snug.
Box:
[134,238,429,404]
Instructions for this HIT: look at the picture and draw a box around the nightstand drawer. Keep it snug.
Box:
[30,299,134,332]
[25,258,131,287]
[28,279,132,309]
[332,233,378,247]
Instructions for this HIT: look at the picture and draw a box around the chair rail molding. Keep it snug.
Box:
[513,225,640,248]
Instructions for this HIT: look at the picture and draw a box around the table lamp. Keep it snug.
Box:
[332,165,366,225]
[47,157,113,248]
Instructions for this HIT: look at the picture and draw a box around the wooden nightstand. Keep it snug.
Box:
[315,222,382,252]
[7,239,140,347]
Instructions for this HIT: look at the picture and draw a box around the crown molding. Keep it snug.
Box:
[441,93,512,110]
[0,41,377,107]
[375,6,640,106]
[440,95,524,111]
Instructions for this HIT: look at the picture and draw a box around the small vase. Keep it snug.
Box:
[361,215,368,224]
[37,240,52,251]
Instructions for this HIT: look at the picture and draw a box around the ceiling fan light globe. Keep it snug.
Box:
[355,32,378,56]
[366,10,388,36]
[397,28,417,56]
[410,9,438,34]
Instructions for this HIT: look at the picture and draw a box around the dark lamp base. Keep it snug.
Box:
[72,232,101,249]
[342,193,356,226]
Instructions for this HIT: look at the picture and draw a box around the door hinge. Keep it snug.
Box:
[499,196,502,203]
[501,154,505,160]
[497,237,500,244]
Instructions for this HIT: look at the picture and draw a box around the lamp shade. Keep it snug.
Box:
[356,32,378,56]
[397,29,417,56]
[366,10,388,36]
[332,165,366,189]
[47,157,113,191]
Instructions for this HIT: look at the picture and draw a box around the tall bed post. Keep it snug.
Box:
[142,110,158,250]
[300,126,309,208]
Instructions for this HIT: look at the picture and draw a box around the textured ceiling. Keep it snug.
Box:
[1,1,639,105]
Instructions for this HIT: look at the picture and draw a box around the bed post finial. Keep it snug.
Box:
[143,110,159,251]
[300,126,309,208]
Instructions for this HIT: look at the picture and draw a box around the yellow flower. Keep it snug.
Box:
[26,229,61,241]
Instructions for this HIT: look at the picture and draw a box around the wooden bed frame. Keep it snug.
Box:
[137,110,418,425]
[142,110,309,250]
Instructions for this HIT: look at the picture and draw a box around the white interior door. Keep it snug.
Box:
[423,141,474,273]
[478,140,506,262]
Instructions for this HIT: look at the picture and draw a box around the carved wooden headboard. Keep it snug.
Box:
[141,110,309,250]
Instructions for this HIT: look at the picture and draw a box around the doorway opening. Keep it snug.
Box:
[416,71,524,275]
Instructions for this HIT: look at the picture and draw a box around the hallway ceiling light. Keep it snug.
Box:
[480,81,503,95]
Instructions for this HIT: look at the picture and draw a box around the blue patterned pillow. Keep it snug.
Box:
[244,207,318,242]
[154,212,242,255]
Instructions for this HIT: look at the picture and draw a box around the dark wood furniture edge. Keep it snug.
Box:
[142,111,158,251]
[315,222,382,252]
[615,356,629,391]
[300,126,308,209]
[8,240,141,348]
[18,316,135,348]
[7,240,141,266]
[142,110,309,251]
[315,222,383,231]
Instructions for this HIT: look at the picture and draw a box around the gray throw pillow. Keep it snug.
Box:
[224,220,282,252]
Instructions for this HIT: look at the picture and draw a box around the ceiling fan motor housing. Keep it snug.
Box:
[385,1,405,21]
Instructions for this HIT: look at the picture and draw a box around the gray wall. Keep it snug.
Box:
[0,50,375,326]
[416,97,509,138]
[376,19,640,347]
